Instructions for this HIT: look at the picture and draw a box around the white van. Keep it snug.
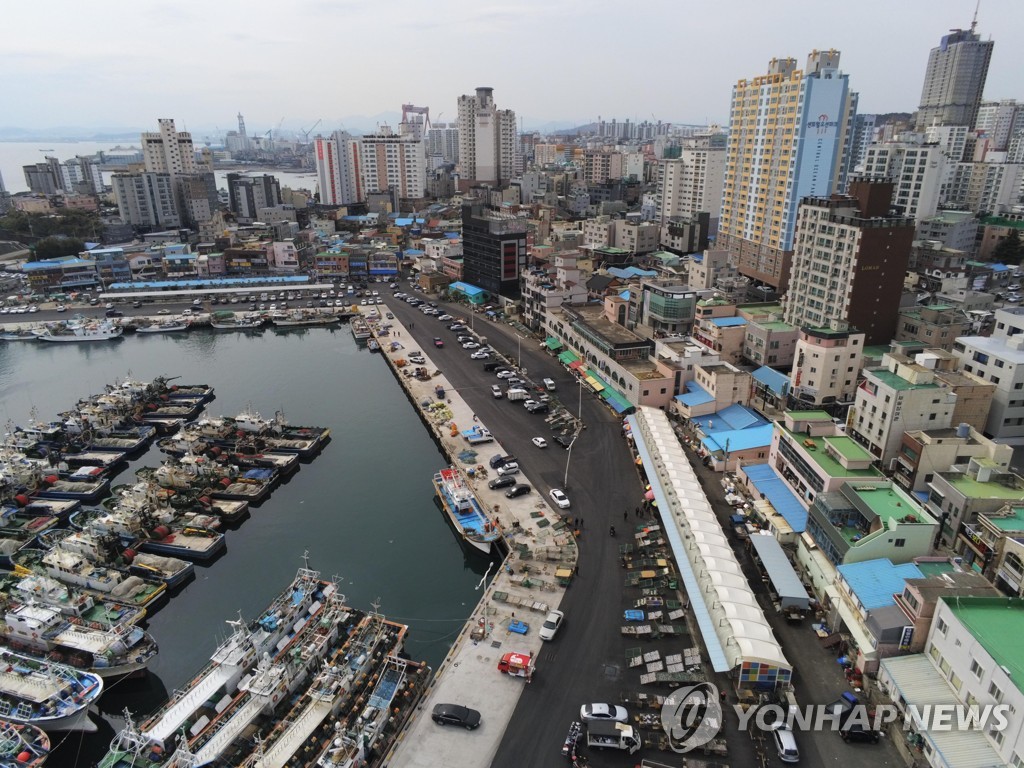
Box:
[770,725,800,763]
[543,378,557,391]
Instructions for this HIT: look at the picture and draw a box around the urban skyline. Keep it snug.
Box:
[5,0,1022,133]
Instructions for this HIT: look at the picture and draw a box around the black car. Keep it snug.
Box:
[527,403,550,415]
[488,475,516,490]
[432,703,481,729]
[553,435,574,449]
[840,724,880,744]
[489,454,517,469]
[505,484,532,498]
[483,362,502,372]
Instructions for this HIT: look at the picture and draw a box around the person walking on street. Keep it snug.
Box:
[624,510,629,521]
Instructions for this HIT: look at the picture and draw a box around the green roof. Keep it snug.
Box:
[983,506,1024,532]
[915,560,957,577]
[780,425,883,480]
[761,321,796,332]
[823,436,872,461]
[945,474,1024,500]
[850,483,937,526]
[870,369,940,391]
[788,410,832,421]
[981,216,1024,230]
[942,597,1024,684]
[862,345,891,359]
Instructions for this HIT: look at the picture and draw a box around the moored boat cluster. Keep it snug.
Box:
[0,376,331,754]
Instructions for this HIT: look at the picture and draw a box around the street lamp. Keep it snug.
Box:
[564,432,579,490]
[476,560,495,638]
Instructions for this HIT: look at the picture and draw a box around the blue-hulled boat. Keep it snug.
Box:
[432,467,503,555]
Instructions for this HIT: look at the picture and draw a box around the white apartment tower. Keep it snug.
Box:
[355,128,427,200]
[457,87,517,188]
[860,141,949,221]
[426,123,459,165]
[975,100,1023,151]
[655,136,725,227]
[314,131,359,206]
[142,119,198,176]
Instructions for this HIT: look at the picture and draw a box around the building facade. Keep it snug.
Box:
[313,131,359,206]
[456,87,517,188]
[112,172,181,229]
[717,50,858,292]
[460,203,528,298]
[914,26,994,131]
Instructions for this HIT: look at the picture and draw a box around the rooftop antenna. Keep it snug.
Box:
[971,0,980,33]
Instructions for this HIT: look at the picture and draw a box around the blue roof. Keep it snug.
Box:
[990,263,1010,272]
[449,281,486,297]
[110,275,310,289]
[444,232,461,239]
[701,424,774,454]
[837,560,925,611]
[710,317,747,328]
[618,290,631,300]
[23,257,94,270]
[404,249,424,256]
[395,217,425,227]
[690,253,703,264]
[743,464,808,532]
[752,366,791,396]
[691,404,767,433]
[674,380,714,407]
[607,266,657,279]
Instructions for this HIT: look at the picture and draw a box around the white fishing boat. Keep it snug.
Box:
[0,646,103,731]
[136,319,189,334]
[37,318,122,343]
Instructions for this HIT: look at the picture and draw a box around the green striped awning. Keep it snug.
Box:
[544,336,564,351]
[558,350,580,365]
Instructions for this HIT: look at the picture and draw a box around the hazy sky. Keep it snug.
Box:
[6,0,1021,135]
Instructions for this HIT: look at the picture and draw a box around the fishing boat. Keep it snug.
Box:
[11,548,168,612]
[110,557,330,756]
[1,602,158,679]
[270,310,341,328]
[30,468,110,504]
[1,572,146,628]
[367,338,381,352]
[136,320,189,334]
[349,316,371,343]
[0,718,50,766]
[13,498,81,525]
[36,318,122,343]
[0,647,103,731]
[432,468,503,555]
[81,506,225,562]
[53,528,195,590]
[209,311,265,331]
[0,329,41,342]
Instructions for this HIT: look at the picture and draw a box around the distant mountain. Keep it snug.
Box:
[0,126,143,141]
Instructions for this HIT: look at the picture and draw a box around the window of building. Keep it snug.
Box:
[989,681,1003,702]
[970,658,984,680]
[894,538,906,547]
[936,617,948,636]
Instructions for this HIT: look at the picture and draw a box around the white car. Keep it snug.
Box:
[55,305,67,312]
[531,437,548,448]
[470,351,491,359]
[438,314,452,321]
[538,610,564,641]
[523,399,539,409]
[549,489,570,509]
[497,370,516,379]
[462,342,480,349]
[580,704,628,722]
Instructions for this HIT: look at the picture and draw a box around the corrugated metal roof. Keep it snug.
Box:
[751,366,791,395]
[880,654,1004,768]
[743,464,808,532]
[747,533,809,608]
[710,317,747,328]
[837,559,924,611]
[701,424,774,454]
[674,381,714,406]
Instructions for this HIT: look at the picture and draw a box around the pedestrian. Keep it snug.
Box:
[579,516,583,528]
[635,505,641,518]
[624,510,629,521]
[472,414,478,422]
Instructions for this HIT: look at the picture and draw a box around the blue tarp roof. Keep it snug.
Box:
[449,281,486,297]
[691,404,767,434]
[24,257,94,270]
[701,424,774,454]
[607,266,657,279]
[675,380,715,407]
[747,534,810,609]
[395,217,425,226]
[990,263,1010,272]
[743,464,808,532]
[710,317,747,328]
[110,275,310,289]
[837,559,924,611]
[619,290,631,300]
[404,249,424,256]
[752,366,791,396]
[444,232,461,239]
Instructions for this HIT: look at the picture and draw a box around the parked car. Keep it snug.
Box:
[488,475,516,490]
[580,704,627,722]
[770,724,800,763]
[496,370,516,379]
[489,454,517,469]
[496,462,520,477]
[438,314,452,321]
[462,342,480,349]
[554,435,575,449]
[491,385,504,399]
[505,484,531,498]
[431,703,482,729]
[527,403,550,415]
[470,350,491,359]
[538,610,564,641]
[531,437,547,448]
[549,489,570,509]
[840,723,880,743]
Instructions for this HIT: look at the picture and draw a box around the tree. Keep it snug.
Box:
[32,236,86,260]
[992,228,1024,266]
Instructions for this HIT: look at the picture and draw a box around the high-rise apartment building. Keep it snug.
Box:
[426,123,459,165]
[850,114,877,171]
[654,135,725,227]
[943,160,1024,214]
[861,140,948,221]
[355,128,426,200]
[142,119,198,176]
[456,87,517,189]
[228,174,282,222]
[179,173,219,226]
[717,50,857,292]
[313,131,359,206]
[914,25,993,131]
[975,100,1023,151]
[460,202,528,298]
[112,172,181,229]
[784,179,915,345]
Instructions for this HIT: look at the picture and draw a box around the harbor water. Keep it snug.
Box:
[0,327,490,762]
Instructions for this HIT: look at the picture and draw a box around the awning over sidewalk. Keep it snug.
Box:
[544,336,564,351]
[558,350,580,365]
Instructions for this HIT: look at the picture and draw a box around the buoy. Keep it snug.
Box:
[17,751,31,762]
[153,525,171,538]
[14,494,29,507]
[122,548,136,563]
[44,475,58,486]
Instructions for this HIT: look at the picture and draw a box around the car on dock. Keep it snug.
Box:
[505,483,531,498]
[539,610,564,641]
[488,475,516,490]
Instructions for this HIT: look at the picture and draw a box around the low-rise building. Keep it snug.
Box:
[790,322,865,408]
[926,459,1024,545]
[22,256,98,292]
[953,308,1024,438]
[738,303,799,369]
[895,304,971,351]
[892,566,998,654]
[954,504,1024,597]
[895,424,1011,495]
[671,362,751,421]
[692,316,746,365]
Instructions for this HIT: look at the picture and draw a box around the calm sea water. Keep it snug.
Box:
[0,327,488,761]
[0,141,316,195]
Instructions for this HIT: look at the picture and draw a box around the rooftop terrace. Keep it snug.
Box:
[942,597,1024,684]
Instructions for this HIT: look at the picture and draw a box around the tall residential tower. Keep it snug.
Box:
[717,51,857,294]
[456,87,517,190]
[914,24,993,131]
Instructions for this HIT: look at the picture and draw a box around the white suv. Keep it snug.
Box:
[491,385,504,399]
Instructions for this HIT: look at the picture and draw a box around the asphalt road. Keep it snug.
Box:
[386,284,903,768]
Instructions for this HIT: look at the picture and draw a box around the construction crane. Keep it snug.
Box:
[301,119,322,143]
